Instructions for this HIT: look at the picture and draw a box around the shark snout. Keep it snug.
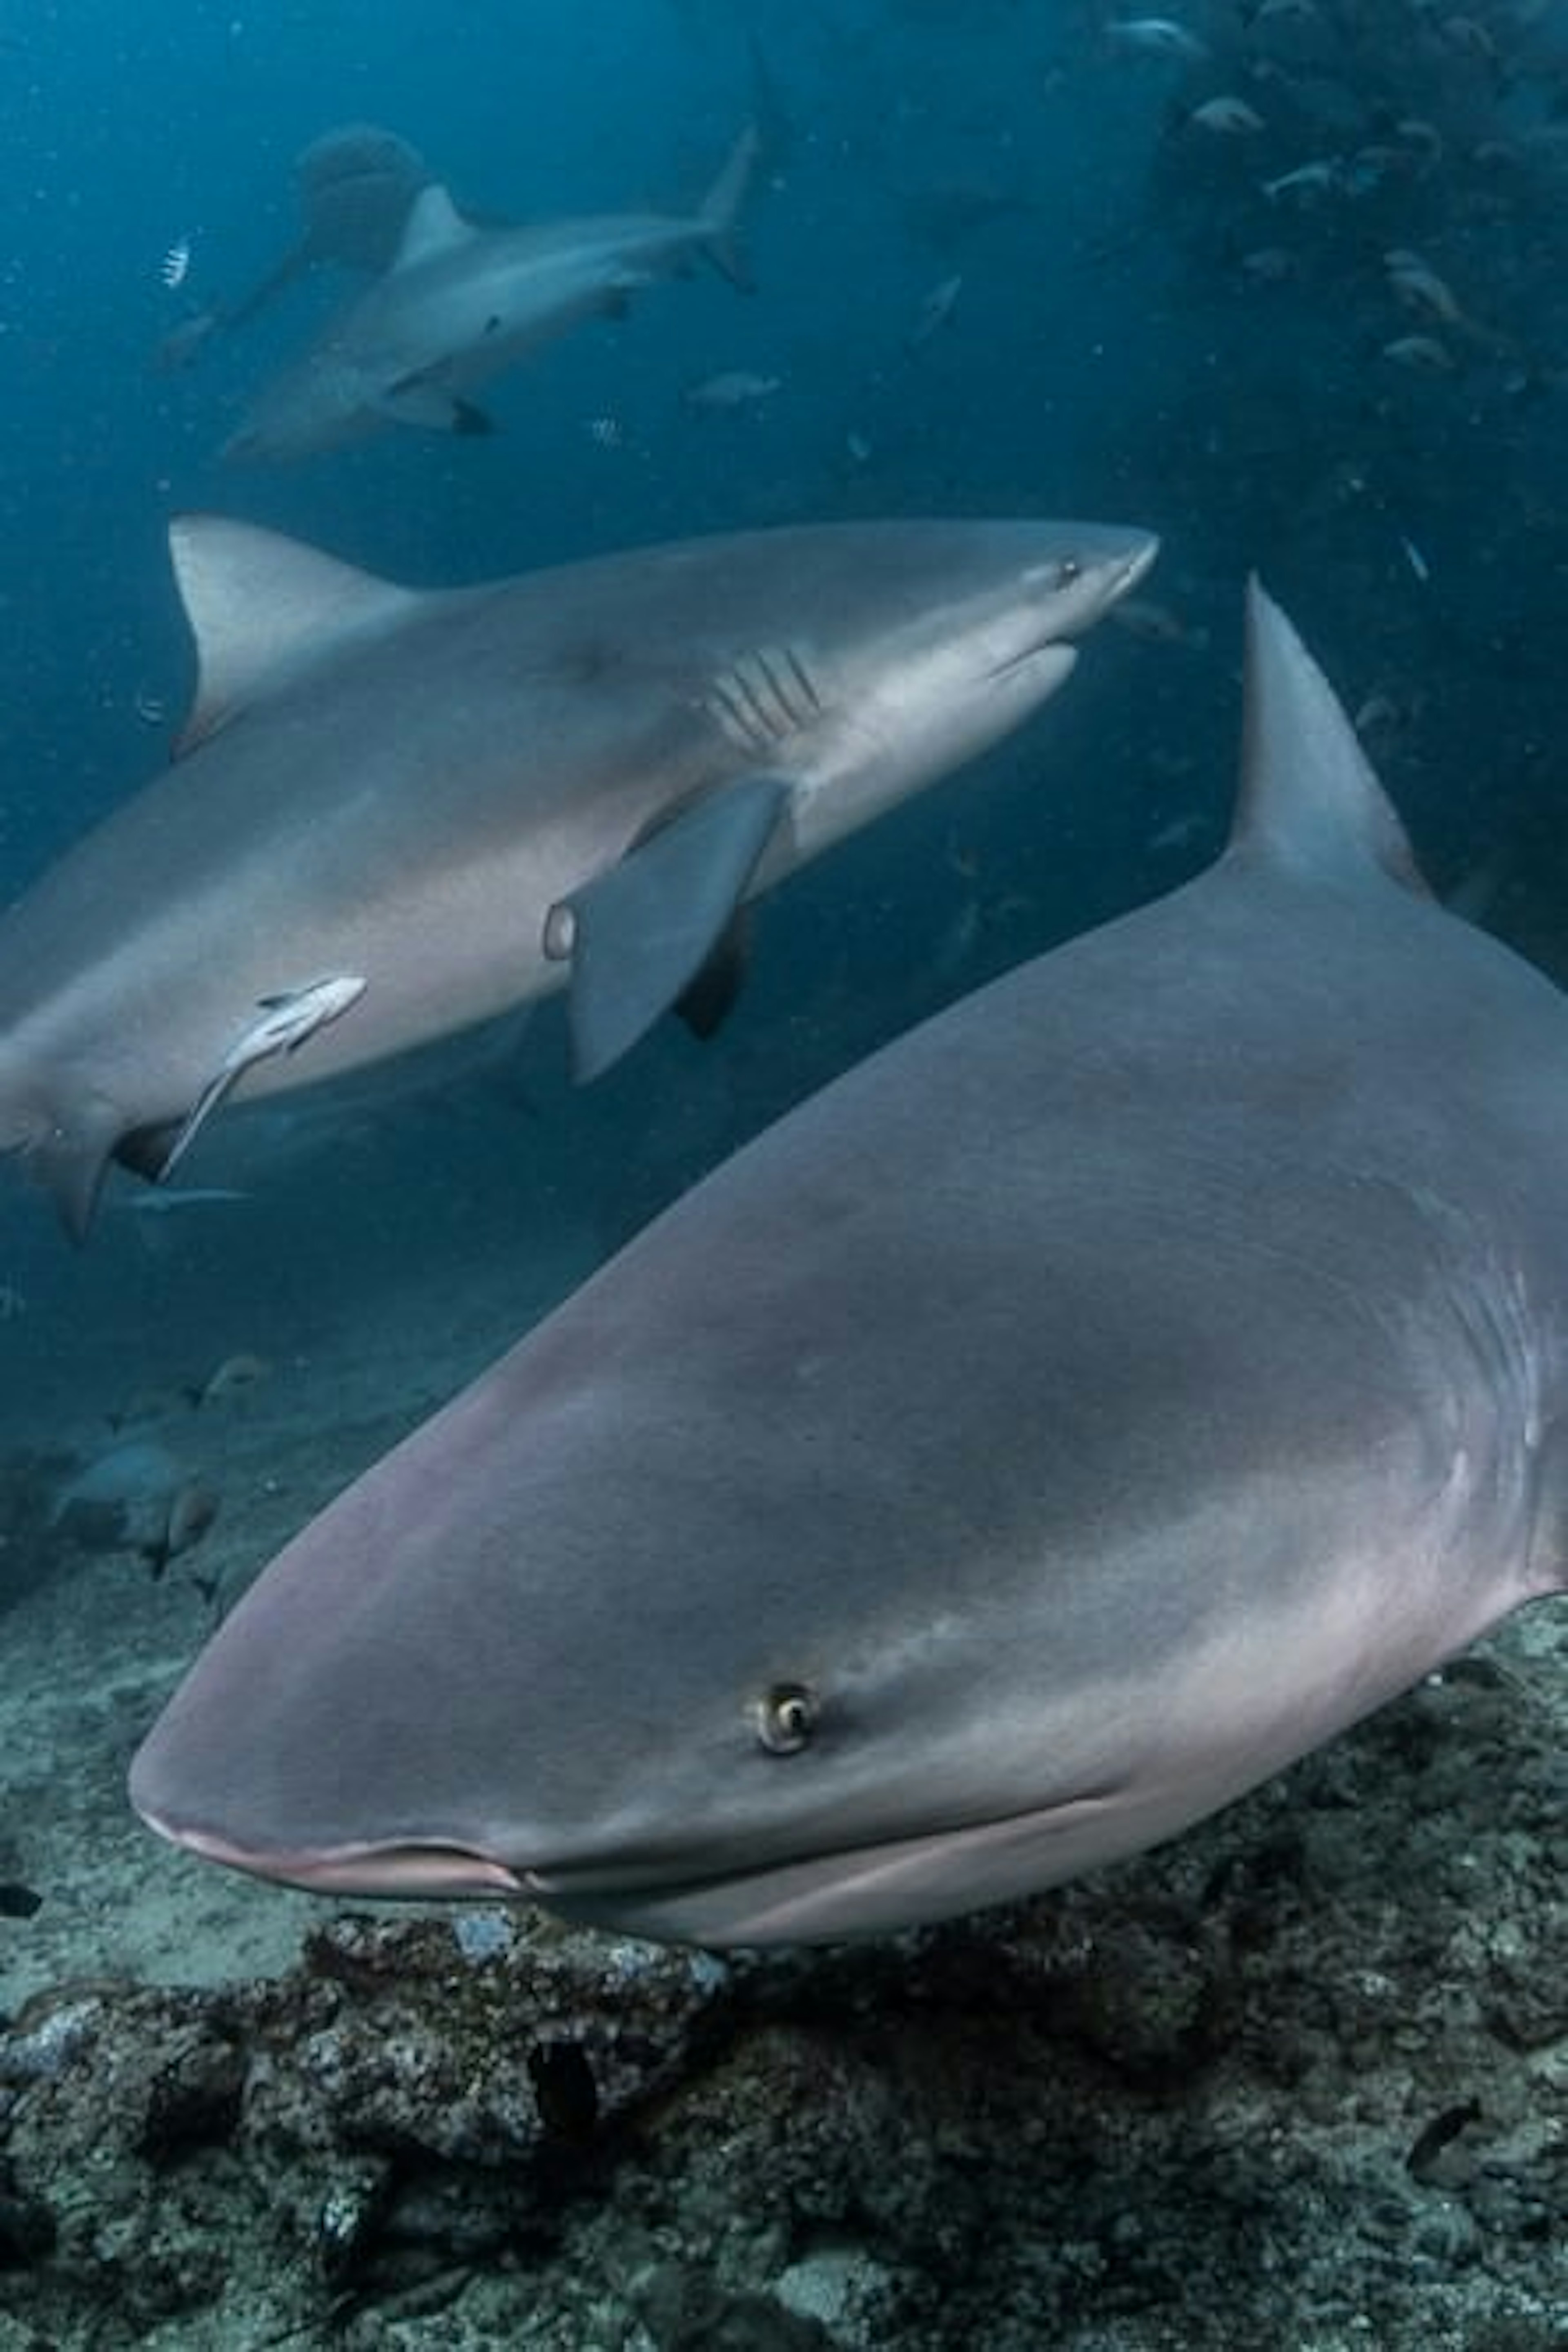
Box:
[1024,527,1160,639]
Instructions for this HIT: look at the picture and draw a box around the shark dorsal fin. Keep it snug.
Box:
[391,182,475,272]
[169,516,419,755]
[1228,579,1429,896]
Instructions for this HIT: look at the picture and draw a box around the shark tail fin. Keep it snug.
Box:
[0,1057,120,1242]
[698,124,761,290]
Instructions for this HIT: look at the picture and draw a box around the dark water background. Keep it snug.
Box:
[2,0,1566,1397]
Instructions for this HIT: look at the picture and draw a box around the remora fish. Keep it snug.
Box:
[158,976,368,1176]
[226,127,761,460]
[0,512,1154,1237]
[130,586,1568,1946]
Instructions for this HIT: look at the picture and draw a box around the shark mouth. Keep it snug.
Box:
[136,1777,1131,1948]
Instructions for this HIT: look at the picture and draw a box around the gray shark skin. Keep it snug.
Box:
[129,585,1568,1947]
[226,127,760,460]
[0,512,1155,1238]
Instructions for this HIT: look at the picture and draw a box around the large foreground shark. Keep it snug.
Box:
[131,586,1568,1945]
[0,512,1154,1237]
[225,127,760,459]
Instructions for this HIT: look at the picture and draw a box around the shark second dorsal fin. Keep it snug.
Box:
[1228,579,1430,897]
[392,182,475,272]
[169,516,420,755]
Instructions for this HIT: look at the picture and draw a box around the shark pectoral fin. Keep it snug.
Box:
[554,772,791,1084]
[376,381,495,436]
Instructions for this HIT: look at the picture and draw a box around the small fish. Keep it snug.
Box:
[1189,96,1266,136]
[1238,245,1297,284]
[119,1186,251,1216]
[683,370,782,412]
[192,1352,271,1408]
[160,236,193,292]
[143,1477,220,1581]
[1384,252,1466,329]
[0,1282,24,1321]
[1353,693,1402,737]
[1147,810,1208,856]
[1384,253,1513,356]
[1395,119,1444,168]
[160,975,368,1180]
[1398,534,1431,585]
[1106,17,1209,62]
[909,273,963,349]
[1261,158,1345,202]
[1381,334,1457,374]
[1405,2098,1483,2183]
[585,414,624,449]
[1439,13,1497,60]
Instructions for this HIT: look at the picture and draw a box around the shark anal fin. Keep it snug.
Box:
[556,772,790,1084]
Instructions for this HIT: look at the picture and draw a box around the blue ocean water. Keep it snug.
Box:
[2,4,1566,2343]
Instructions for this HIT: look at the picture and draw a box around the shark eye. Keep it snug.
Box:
[1055,556,1083,587]
[755,1681,819,1756]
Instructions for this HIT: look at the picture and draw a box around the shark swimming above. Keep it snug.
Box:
[131,585,1568,1946]
[225,126,760,459]
[0,511,1154,1238]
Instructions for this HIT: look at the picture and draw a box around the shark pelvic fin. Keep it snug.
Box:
[169,516,421,755]
[25,1096,123,1243]
[1229,579,1429,896]
[549,771,790,1084]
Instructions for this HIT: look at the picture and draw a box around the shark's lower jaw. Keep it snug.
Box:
[134,1812,530,1901]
